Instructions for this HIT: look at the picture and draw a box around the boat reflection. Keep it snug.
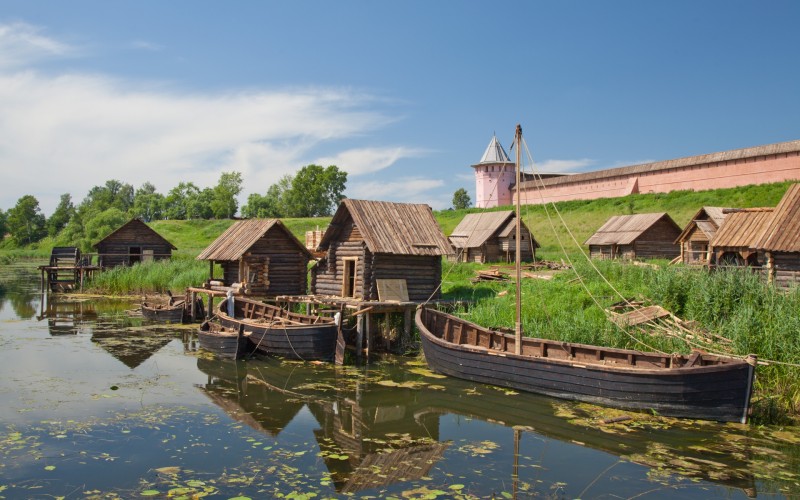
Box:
[196,356,758,497]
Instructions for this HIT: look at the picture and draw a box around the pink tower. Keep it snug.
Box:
[472,134,516,208]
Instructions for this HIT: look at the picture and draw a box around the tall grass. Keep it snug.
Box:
[85,258,210,295]
[441,260,800,423]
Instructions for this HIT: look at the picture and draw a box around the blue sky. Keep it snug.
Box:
[2,1,799,214]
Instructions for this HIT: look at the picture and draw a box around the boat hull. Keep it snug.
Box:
[416,307,755,423]
[141,302,185,323]
[197,321,251,360]
[217,297,338,362]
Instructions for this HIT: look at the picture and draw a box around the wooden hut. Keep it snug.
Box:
[94,218,176,268]
[197,219,311,297]
[755,184,800,288]
[448,210,539,263]
[585,213,681,260]
[675,207,729,265]
[310,199,452,302]
[709,208,773,267]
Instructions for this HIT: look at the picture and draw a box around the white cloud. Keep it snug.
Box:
[534,158,595,173]
[129,40,163,51]
[314,146,428,176]
[0,23,398,213]
[0,22,75,69]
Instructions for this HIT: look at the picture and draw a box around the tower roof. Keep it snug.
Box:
[476,134,513,165]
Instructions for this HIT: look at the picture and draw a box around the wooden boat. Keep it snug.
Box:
[141,297,185,323]
[197,320,252,359]
[416,125,757,423]
[216,296,339,362]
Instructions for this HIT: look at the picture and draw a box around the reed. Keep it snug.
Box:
[85,258,210,295]
[441,260,800,423]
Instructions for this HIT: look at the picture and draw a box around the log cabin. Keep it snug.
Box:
[448,210,538,263]
[197,219,311,297]
[675,207,729,265]
[709,208,773,267]
[755,183,800,289]
[310,199,453,302]
[585,213,681,260]
[94,218,176,268]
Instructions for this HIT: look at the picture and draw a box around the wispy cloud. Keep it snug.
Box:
[534,158,595,173]
[0,22,403,213]
[129,40,163,51]
[0,22,75,69]
[347,177,447,208]
[315,146,429,176]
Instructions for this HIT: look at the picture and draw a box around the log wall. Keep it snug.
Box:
[772,252,800,290]
[96,222,173,268]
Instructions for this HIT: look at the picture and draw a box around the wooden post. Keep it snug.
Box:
[40,269,45,292]
[766,251,775,284]
[207,293,213,319]
[403,306,412,351]
[190,291,197,321]
[365,312,372,361]
[356,313,364,360]
[384,312,391,351]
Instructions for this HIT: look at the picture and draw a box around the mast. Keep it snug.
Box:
[514,124,522,355]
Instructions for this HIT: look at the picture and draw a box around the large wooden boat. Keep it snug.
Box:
[416,125,757,423]
[197,320,252,359]
[216,296,339,362]
[141,298,185,323]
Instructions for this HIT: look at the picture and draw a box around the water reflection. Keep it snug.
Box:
[37,293,98,335]
[196,356,762,497]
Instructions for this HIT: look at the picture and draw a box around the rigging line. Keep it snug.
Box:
[518,136,665,354]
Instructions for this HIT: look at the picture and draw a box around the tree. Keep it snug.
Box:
[0,209,7,239]
[210,171,243,219]
[7,195,47,245]
[284,164,347,217]
[241,192,281,218]
[47,193,75,237]
[193,188,216,219]
[82,207,129,250]
[164,182,200,220]
[132,182,165,222]
[452,188,471,210]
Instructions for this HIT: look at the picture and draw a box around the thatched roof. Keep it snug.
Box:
[450,210,538,249]
[585,213,679,246]
[675,207,731,243]
[318,199,452,256]
[755,184,800,252]
[93,218,177,250]
[519,139,800,191]
[710,209,774,249]
[197,219,311,261]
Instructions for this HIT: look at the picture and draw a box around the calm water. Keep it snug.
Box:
[0,261,798,499]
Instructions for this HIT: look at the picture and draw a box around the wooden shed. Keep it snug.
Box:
[585,213,681,260]
[310,199,453,302]
[755,183,800,288]
[94,218,176,268]
[197,219,312,297]
[448,210,539,263]
[709,208,773,267]
[675,207,729,265]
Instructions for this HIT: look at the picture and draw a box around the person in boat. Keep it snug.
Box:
[225,289,235,319]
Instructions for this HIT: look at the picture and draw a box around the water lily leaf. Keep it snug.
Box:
[44,465,56,471]
[155,466,181,475]
[449,484,465,490]
[140,490,160,497]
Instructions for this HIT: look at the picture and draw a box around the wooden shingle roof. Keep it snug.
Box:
[450,211,515,249]
[93,218,177,250]
[710,209,774,249]
[585,213,679,246]
[755,183,800,252]
[675,207,730,243]
[318,199,452,256]
[197,219,311,261]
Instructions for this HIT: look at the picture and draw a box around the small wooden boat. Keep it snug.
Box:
[416,303,756,423]
[197,320,252,359]
[216,296,339,362]
[416,125,757,423]
[141,298,185,323]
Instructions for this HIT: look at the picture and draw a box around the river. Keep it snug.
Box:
[0,261,797,498]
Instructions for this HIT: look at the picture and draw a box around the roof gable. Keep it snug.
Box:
[197,219,311,261]
[755,183,800,252]
[585,213,679,246]
[318,199,452,256]
[93,218,177,250]
[675,206,730,243]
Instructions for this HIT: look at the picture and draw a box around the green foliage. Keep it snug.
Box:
[287,165,347,217]
[131,182,165,222]
[7,195,46,245]
[210,171,243,219]
[47,193,75,237]
[452,188,471,210]
[0,209,7,239]
[82,208,129,250]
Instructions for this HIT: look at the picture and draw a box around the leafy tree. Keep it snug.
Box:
[164,182,200,220]
[82,207,129,250]
[210,171,243,219]
[47,193,75,237]
[7,195,47,245]
[193,188,216,219]
[241,192,281,218]
[132,182,165,222]
[452,188,471,210]
[284,164,347,217]
[0,209,7,239]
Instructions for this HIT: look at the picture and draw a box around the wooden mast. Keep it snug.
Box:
[514,124,523,354]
